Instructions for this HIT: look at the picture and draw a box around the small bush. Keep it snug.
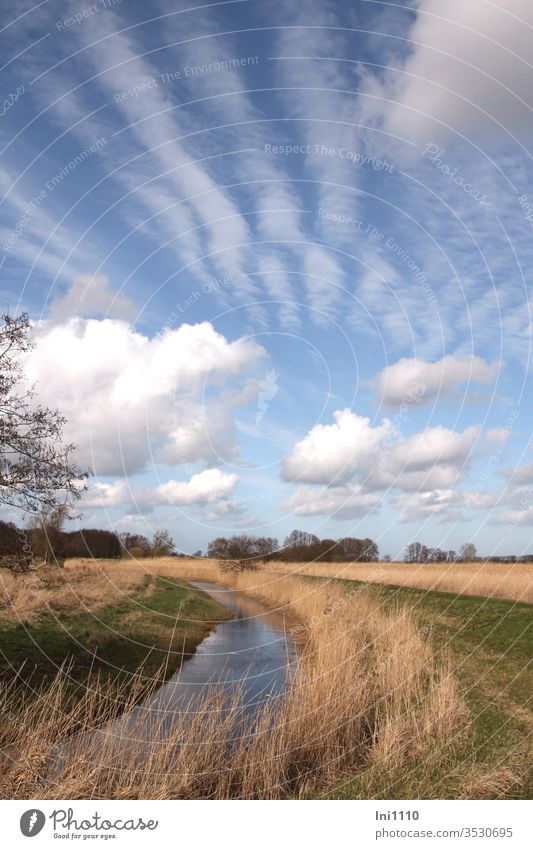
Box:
[218,558,259,573]
[0,555,33,573]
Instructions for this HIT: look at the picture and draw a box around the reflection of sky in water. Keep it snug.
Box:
[63,582,298,759]
[151,582,297,718]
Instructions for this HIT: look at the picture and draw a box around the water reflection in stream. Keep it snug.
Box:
[69,581,297,757]
[149,581,297,717]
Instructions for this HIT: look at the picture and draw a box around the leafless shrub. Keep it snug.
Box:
[218,558,259,573]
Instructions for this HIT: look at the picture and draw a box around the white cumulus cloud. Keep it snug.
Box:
[362,0,533,142]
[25,318,264,476]
[156,469,239,505]
[284,484,380,519]
[283,406,481,520]
[282,409,394,485]
[81,469,239,512]
[390,424,479,472]
[376,354,499,406]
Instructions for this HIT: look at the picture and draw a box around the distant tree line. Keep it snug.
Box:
[4,516,533,571]
[281,530,379,562]
[404,542,479,563]
[484,554,533,563]
[0,517,176,567]
[118,530,176,558]
[404,542,533,563]
[404,542,456,563]
[208,530,379,565]
[0,521,29,558]
[0,518,122,562]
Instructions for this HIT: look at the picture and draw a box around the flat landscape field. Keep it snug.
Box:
[0,557,530,799]
[263,558,533,604]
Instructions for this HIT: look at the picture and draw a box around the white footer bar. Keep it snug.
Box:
[2,799,531,849]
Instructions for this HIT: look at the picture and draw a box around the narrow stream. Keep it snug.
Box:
[61,581,297,761]
[148,581,297,717]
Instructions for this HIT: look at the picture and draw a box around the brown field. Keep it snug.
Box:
[0,557,476,799]
[263,558,533,604]
[3,555,528,628]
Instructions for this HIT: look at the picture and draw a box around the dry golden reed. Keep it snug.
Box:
[0,561,146,626]
[263,558,533,604]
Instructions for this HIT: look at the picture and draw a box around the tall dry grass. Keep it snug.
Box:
[0,558,469,799]
[0,561,146,625]
[61,555,533,604]
[262,558,533,603]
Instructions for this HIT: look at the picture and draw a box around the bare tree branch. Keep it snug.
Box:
[0,312,88,516]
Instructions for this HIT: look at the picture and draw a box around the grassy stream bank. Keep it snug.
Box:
[0,570,232,694]
[297,575,532,799]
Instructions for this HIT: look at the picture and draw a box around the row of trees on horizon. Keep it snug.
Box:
[0,517,177,566]
[0,522,380,566]
[206,533,533,564]
[404,541,476,563]
[208,530,379,563]
[2,518,533,568]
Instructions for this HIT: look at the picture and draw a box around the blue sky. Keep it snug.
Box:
[1,0,532,557]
